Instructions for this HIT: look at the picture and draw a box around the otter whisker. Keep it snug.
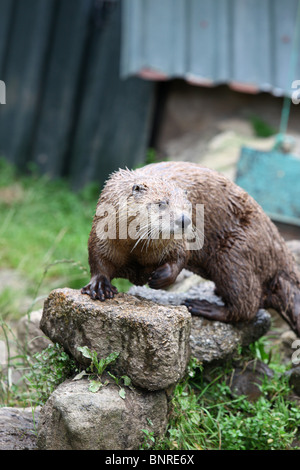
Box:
[130,223,152,252]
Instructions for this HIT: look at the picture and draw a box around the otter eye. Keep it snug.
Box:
[132,184,146,194]
[158,200,168,209]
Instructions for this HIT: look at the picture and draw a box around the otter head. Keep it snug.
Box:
[126,174,194,248]
[96,168,195,249]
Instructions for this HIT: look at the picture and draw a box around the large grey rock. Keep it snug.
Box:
[278,330,298,364]
[17,309,52,356]
[129,282,271,363]
[190,309,270,363]
[37,378,168,450]
[227,360,274,402]
[40,288,191,391]
[166,269,204,292]
[286,366,300,397]
[0,407,39,450]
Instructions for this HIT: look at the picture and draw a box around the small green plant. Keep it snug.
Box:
[250,115,276,138]
[76,346,120,393]
[186,356,203,379]
[107,371,132,399]
[140,423,156,450]
[248,336,271,364]
[134,147,163,170]
[24,343,77,406]
[145,148,157,165]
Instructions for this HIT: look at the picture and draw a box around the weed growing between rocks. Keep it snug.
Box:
[25,343,77,406]
[0,318,77,407]
[75,346,132,398]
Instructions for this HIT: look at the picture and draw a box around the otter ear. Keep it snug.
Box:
[132,184,147,194]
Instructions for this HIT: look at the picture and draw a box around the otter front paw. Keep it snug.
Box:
[81,275,118,301]
[148,263,176,290]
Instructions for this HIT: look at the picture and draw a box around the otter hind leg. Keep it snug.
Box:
[267,275,300,337]
[295,292,300,336]
[183,299,231,322]
[184,274,262,325]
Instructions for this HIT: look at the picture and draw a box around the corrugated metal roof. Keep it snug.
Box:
[121,0,300,97]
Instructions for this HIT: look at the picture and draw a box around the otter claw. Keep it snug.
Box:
[81,275,118,301]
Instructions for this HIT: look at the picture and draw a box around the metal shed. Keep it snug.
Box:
[121,0,300,97]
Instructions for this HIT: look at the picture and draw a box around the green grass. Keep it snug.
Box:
[151,356,300,451]
[0,159,132,319]
[0,158,94,283]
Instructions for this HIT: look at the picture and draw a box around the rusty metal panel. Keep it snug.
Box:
[121,0,300,96]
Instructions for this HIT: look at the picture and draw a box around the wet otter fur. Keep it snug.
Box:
[82,161,300,337]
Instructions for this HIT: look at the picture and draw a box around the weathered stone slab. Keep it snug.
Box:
[129,282,271,363]
[37,378,168,450]
[40,288,191,391]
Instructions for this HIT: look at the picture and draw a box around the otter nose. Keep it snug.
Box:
[175,214,191,230]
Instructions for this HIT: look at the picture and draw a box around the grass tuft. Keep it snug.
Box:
[0,158,132,321]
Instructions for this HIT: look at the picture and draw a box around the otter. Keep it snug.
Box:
[82,161,300,337]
